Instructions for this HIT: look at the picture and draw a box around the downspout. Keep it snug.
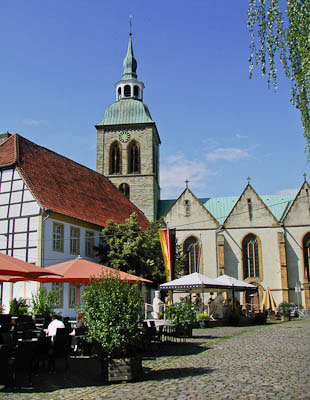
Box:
[41,208,50,268]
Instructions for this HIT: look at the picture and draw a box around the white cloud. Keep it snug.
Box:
[276,188,299,196]
[22,118,47,126]
[160,155,214,198]
[235,133,248,140]
[206,147,250,162]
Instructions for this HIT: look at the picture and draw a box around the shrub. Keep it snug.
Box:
[165,299,198,326]
[9,297,29,315]
[82,275,144,360]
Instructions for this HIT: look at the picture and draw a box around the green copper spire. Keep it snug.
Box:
[122,34,137,80]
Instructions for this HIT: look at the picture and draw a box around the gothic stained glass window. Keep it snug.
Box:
[128,141,140,174]
[183,236,200,274]
[242,234,261,279]
[109,142,121,174]
[303,233,310,282]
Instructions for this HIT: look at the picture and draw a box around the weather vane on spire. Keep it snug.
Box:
[129,14,133,35]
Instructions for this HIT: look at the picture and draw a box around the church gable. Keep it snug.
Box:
[164,188,218,230]
[224,184,279,228]
[283,181,310,226]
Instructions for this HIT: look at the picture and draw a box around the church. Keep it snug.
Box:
[1,33,310,313]
[94,33,310,311]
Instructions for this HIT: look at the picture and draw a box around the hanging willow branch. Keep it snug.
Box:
[248,0,310,156]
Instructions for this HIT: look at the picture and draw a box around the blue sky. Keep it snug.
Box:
[1,1,307,200]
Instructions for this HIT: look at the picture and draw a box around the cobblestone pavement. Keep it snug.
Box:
[1,318,310,400]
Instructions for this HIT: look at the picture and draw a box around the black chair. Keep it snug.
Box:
[72,327,91,356]
[11,341,35,387]
[0,344,15,386]
[56,327,72,336]
[0,331,14,345]
[49,333,72,373]
[33,336,51,374]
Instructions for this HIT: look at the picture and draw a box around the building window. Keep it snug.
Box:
[68,284,77,308]
[303,233,310,282]
[184,200,191,216]
[128,140,140,174]
[85,231,95,257]
[118,87,122,100]
[247,198,252,220]
[133,85,139,98]
[124,85,131,97]
[119,183,130,199]
[53,223,64,252]
[70,227,80,255]
[52,282,64,308]
[183,236,200,274]
[242,234,261,279]
[109,142,121,174]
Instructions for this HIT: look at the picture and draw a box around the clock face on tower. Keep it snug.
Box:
[119,131,131,143]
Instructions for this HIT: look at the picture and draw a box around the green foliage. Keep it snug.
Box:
[82,274,144,360]
[96,214,186,285]
[248,0,310,154]
[9,297,29,315]
[165,299,198,326]
[197,313,210,322]
[31,287,59,317]
[278,301,290,317]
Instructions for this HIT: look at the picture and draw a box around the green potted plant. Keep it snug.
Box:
[197,312,210,328]
[165,299,198,338]
[9,297,29,316]
[31,287,59,318]
[278,301,290,321]
[82,275,144,382]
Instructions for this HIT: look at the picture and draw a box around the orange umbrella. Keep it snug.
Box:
[31,256,152,284]
[261,287,277,311]
[0,253,62,279]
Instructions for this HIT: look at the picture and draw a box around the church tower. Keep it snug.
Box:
[96,34,161,221]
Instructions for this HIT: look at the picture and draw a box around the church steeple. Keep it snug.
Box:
[122,34,137,80]
[115,34,144,102]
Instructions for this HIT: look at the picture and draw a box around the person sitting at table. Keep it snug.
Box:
[44,314,65,340]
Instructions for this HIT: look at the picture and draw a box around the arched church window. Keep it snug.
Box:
[303,233,310,282]
[109,142,121,175]
[124,85,131,97]
[133,86,139,98]
[118,87,122,100]
[119,183,130,199]
[128,140,140,174]
[183,236,200,274]
[242,234,261,279]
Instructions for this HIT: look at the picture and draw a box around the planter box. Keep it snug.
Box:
[108,357,143,382]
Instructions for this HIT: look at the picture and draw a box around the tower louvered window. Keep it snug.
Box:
[119,183,130,199]
[303,233,310,282]
[242,234,261,279]
[128,141,140,174]
[110,142,121,174]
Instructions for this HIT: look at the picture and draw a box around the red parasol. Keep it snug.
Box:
[31,256,152,284]
[0,253,62,279]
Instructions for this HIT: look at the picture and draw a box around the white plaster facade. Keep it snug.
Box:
[0,167,104,318]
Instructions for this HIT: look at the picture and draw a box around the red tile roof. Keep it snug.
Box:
[0,134,150,229]
[0,134,17,165]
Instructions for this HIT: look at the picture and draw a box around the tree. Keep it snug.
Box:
[248,0,310,154]
[96,213,187,285]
